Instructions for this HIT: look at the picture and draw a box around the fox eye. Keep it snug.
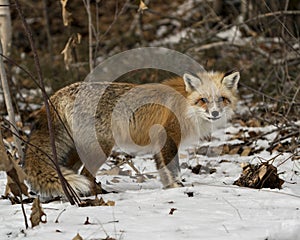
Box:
[218,96,225,102]
[200,98,209,103]
[218,96,231,103]
[195,98,209,105]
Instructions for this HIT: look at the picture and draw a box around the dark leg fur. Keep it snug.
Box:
[154,136,183,188]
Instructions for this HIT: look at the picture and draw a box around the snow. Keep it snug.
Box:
[0,91,299,239]
[1,183,299,240]
[151,29,190,45]
[1,120,299,240]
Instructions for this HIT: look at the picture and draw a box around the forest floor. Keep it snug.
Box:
[1,103,299,240]
[0,1,299,239]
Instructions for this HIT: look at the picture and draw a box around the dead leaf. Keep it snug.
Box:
[72,233,83,240]
[219,159,231,163]
[169,208,177,215]
[0,130,28,197]
[230,129,244,140]
[60,0,72,26]
[241,147,252,156]
[247,119,261,127]
[106,200,115,206]
[235,119,247,127]
[103,237,116,240]
[61,33,81,70]
[234,162,284,189]
[79,197,115,207]
[99,167,120,176]
[271,143,283,153]
[6,167,29,197]
[258,165,267,180]
[185,192,194,197]
[248,131,260,138]
[190,164,201,174]
[222,145,230,154]
[0,131,13,172]
[136,175,146,183]
[30,198,47,228]
[229,146,240,155]
[84,217,91,225]
[138,0,148,13]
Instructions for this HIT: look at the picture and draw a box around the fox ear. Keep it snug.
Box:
[222,71,240,90]
[183,73,202,93]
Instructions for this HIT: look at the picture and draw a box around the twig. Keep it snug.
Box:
[0,36,23,160]
[20,194,29,229]
[195,39,300,66]
[277,150,299,168]
[0,53,75,147]
[240,82,300,105]
[14,0,79,205]
[222,197,243,221]
[286,85,300,116]
[125,3,194,25]
[271,131,300,149]
[222,224,229,234]
[82,0,93,71]
[252,10,300,21]
[42,0,53,57]
[55,208,66,223]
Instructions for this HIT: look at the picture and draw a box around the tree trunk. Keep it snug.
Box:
[0,0,12,56]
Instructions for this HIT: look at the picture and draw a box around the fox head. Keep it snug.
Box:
[183,71,240,125]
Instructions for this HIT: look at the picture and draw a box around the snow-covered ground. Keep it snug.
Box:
[1,120,299,240]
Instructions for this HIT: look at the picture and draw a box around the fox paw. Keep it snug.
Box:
[164,181,184,189]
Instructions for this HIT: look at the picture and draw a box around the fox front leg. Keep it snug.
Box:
[154,136,183,188]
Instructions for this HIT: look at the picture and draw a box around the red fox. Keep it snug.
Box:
[24,70,240,197]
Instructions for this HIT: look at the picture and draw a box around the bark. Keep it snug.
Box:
[0,0,12,56]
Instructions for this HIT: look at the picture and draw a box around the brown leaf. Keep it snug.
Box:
[185,192,194,197]
[271,143,283,153]
[100,167,120,176]
[79,197,115,207]
[72,233,83,240]
[236,119,247,127]
[138,0,148,13]
[234,162,284,189]
[61,33,81,70]
[6,170,29,197]
[230,130,244,140]
[222,145,230,154]
[248,131,260,138]
[136,174,146,183]
[110,177,120,183]
[229,146,240,155]
[0,131,13,172]
[190,164,201,174]
[84,217,91,225]
[30,198,47,228]
[169,208,177,215]
[241,147,252,156]
[258,165,267,180]
[0,130,28,197]
[60,0,72,26]
[106,200,115,206]
[247,119,261,127]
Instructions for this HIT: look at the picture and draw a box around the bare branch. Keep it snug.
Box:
[0,37,23,160]
[14,0,79,205]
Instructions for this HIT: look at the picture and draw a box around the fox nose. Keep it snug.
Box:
[211,111,219,117]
